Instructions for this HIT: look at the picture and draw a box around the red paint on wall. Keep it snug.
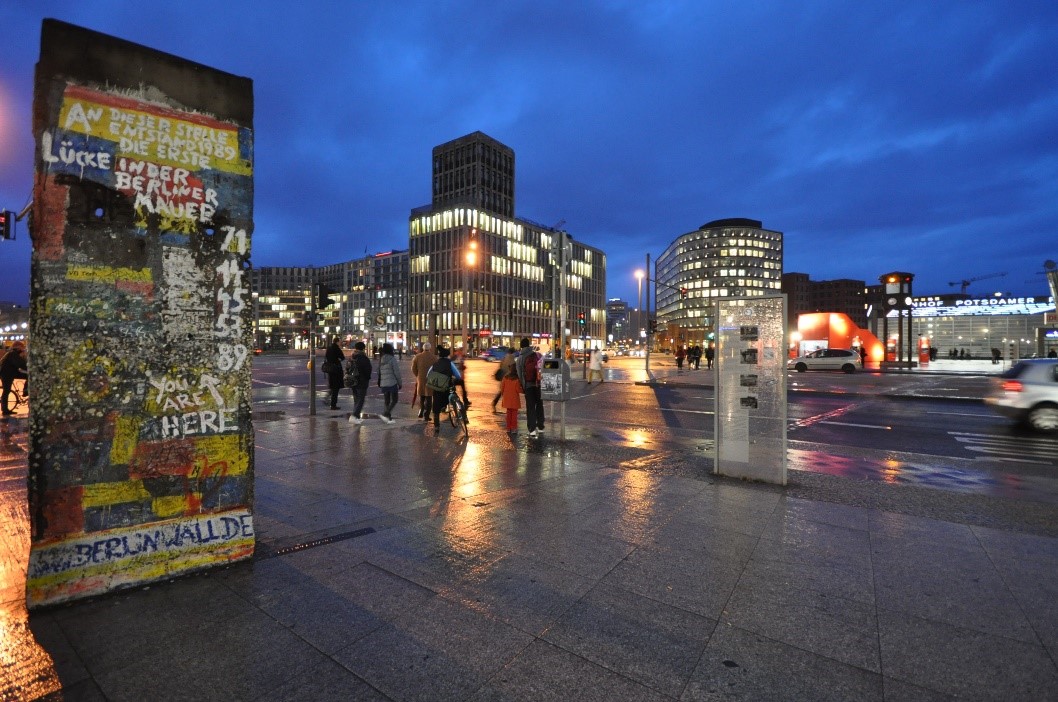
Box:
[40,485,85,540]
[128,438,197,479]
[32,173,68,261]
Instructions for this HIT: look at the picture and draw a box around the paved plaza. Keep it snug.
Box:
[2,362,1057,700]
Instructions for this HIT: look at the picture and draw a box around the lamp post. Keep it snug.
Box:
[462,229,478,355]
[635,269,644,353]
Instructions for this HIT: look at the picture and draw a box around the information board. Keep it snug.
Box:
[714,296,787,484]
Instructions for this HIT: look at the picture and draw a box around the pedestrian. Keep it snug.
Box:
[1049,349,1057,359]
[515,337,544,437]
[1,342,28,417]
[675,345,686,371]
[377,342,401,424]
[429,346,461,431]
[491,346,517,412]
[323,336,345,410]
[587,347,604,384]
[500,363,521,432]
[347,341,373,424]
[991,347,1001,364]
[705,345,715,369]
[412,341,438,421]
[691,345,702,370]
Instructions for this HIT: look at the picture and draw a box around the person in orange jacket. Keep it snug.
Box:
[500,363,522,433]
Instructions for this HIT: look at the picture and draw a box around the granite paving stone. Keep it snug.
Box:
[682,622,883,701]
[543,582,715,697]
[468,639,671,702]
[877,608,1058,700]
[333,595,532,702]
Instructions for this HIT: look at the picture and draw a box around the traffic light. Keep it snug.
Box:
[300,328,308,338]
[680,287,688,300]
[648,319,658,334]
[0,211,12,240]
[577,312,585,326]
[317,283,336,308]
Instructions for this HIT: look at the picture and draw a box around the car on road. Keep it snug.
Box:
[477,347,509,362]
[787,348,862,374]
[984,358,1058,432]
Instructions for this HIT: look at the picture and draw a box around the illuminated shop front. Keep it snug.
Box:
[908,294,1056,359]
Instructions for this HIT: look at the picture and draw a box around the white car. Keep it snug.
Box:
[787,348,862,374]
[984,359,1058,432]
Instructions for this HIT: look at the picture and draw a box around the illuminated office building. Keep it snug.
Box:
[655,218,783,345]
[252,249,408,351]
[409,132,606,352]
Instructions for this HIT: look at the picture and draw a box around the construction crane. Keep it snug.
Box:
[948,272,1007,294]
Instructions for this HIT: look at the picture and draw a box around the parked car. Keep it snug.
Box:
[984,359,1058,432]
[787,348,862,373]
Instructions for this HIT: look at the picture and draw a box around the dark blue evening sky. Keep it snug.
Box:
[1,1,1056,307]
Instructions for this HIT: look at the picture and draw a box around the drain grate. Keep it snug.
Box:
[257,527,376,560]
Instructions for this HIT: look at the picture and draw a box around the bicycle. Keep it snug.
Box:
[445,381,469,437]
[6,377,28,414]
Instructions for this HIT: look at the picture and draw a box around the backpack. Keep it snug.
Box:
[523,351,540,385]
[344,357,360,388]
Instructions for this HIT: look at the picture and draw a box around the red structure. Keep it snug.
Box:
[792,312,884,365]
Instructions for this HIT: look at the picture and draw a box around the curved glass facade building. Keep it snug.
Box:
[655,218,783,343]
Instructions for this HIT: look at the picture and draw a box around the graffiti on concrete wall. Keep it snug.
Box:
[28,21,255,607]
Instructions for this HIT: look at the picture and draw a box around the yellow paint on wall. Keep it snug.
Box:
[82,480,151,509]
[58,96,251,176]
[109,415,142,465]
[66,264,152,285]
[192,435,249,477]
[152,495,191,518]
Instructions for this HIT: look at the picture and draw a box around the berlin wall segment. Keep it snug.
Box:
[27,20,255,607]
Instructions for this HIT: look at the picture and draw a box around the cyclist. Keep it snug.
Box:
[428,346,463,431]
[1,341,28,417]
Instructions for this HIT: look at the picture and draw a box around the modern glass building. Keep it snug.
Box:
[907,293,1057,359]
[655,218,783,346]
[408,132,606,354]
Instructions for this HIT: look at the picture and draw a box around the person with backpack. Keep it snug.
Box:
[427,346,461,431]
[515,337,544,437]
[347,341,373,425]
[376,342,401,424]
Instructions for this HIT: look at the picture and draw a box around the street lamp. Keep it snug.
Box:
[462,229,478,354]
[635,269,644,345]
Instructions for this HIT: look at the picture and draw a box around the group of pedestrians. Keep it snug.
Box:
[322,338,474,433]
[673,344,713,370]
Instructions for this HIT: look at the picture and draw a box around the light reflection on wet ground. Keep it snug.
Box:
[0,418,62,701]
[787,444,1058,505]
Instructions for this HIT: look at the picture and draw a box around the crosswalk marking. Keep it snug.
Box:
[949,431,1058,464]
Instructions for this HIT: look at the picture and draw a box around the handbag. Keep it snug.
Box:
[425,368,450,393]
[321,360,338,374]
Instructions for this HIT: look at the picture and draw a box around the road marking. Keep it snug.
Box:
[926,411,990,418]
[818,421,892,430]
[949,431,1058,464]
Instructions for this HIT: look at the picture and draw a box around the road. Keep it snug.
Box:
[253,353,1058,505]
